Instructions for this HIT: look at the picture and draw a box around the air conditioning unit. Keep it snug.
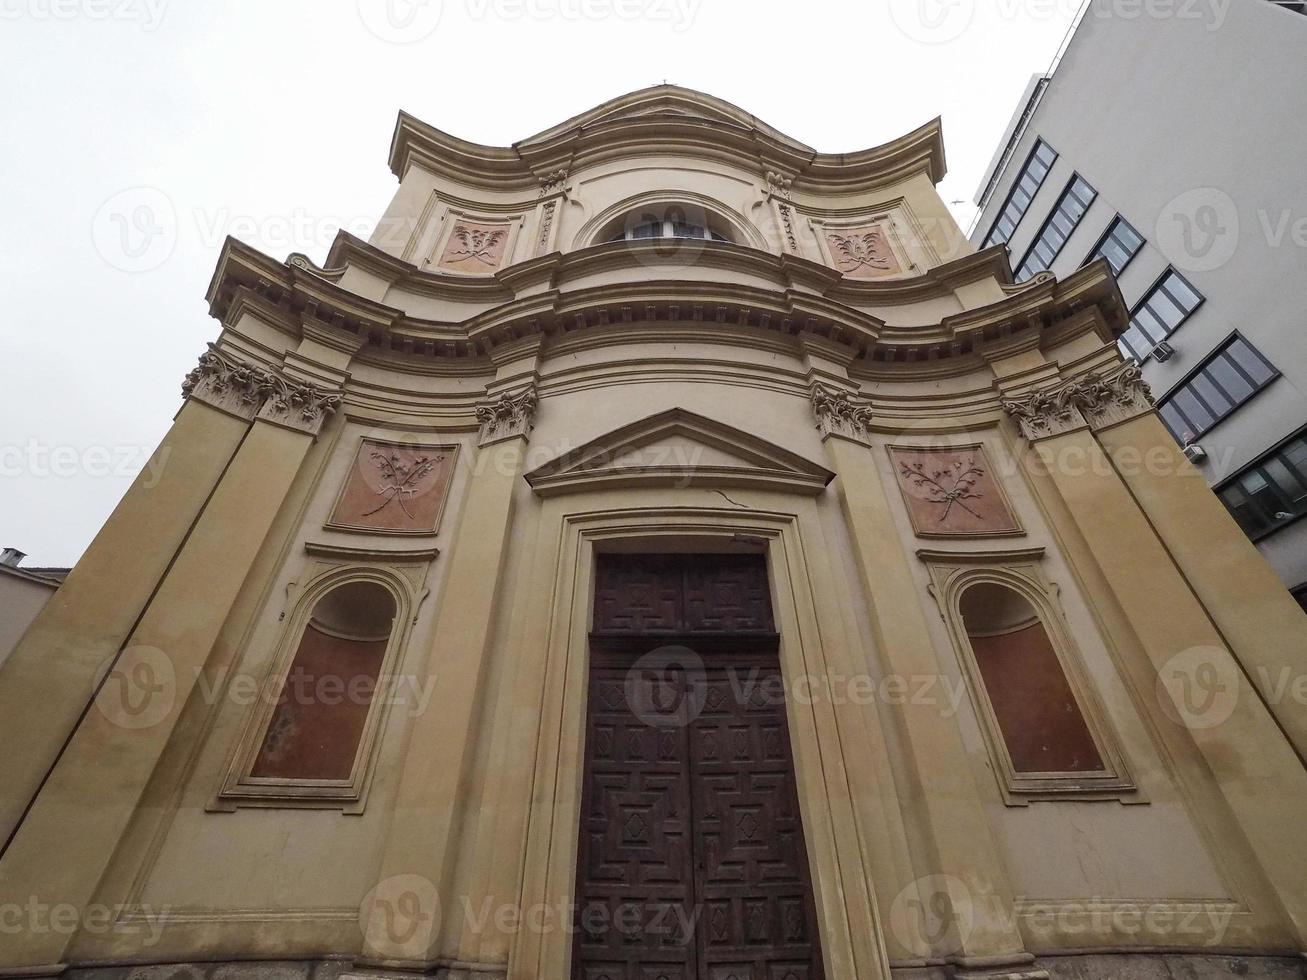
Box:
[1183,444,1207,463]
[1150,341,1176,362]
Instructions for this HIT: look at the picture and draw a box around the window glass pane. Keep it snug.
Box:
[1148,290,1186,331]
[1206,355,1255,403]
[1164,273,1203,312]
[1117,220,1143,251]
[631,221,659,239]
[1226,337,1275,385]
[1190,373,1235,417]
[1282,439,1307,474]
[1265,458,1306,501]
[1159,402,1188,440]
[1172,388,1215,433]
[1132,307,1168,345]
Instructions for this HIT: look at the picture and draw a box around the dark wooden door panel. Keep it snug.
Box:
[575,554,821,980]
[690,666,823,980]
[575,659,824,980]
[574,668,697,980]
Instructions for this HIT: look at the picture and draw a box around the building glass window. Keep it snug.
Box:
[1015,174,1097,280]
[1084,216,1145,276]
[1118,268,1205,361]
[1219,434,1307,539]
[608,206,729,243]
[982,139,1058,249]
[1157,334,1278,443]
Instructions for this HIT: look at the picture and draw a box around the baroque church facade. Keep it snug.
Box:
[3,87,1307,980]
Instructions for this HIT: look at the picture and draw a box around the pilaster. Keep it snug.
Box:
[361,377,539,970]
[0,345,266,847]
[798,340,1038,976]
[1001,372,1307,949]
[0,358,342,971]
[1091,402,1307,765]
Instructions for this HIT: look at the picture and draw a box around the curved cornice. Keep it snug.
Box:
[207,236,1124,372]
[388,84,946,192]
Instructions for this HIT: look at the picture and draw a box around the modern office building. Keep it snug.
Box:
[2,85,1307,980]
[971,0,1307,603]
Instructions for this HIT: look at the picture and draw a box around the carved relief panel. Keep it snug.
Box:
[327,438,458,535]
[435,219,514,273]
[823,223,902,279]
[889,444,1023,538]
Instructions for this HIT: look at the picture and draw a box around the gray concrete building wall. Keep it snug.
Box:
[971,0,1307,594]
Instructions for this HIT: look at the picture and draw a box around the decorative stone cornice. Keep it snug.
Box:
[476,387,538,446]
[1065,363,1155,431]
[1000,385,1086,442]
[256,373,344,435]
[1002,364,1154,442]
[810,383,874,445]
[180,344,276,421]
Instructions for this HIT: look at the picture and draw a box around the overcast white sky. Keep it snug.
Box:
[0,0,1085,566]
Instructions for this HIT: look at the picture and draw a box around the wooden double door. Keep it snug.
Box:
[572,553,824,980]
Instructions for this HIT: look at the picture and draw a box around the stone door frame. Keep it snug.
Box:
[506,500,892,980]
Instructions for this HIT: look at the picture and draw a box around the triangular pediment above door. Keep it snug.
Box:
[524,408,834,497]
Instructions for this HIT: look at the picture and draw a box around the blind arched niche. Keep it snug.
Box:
[216,568,416,813]
[252,580,396,781]
[921,554,1137,804]
[960,582,1101,775]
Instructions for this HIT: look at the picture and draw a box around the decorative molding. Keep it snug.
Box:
[523,407,834,498]
[538,169,568,196]
[287,252,348,281]
[810,383,874,445]
[777,202,799,253]
[1065,363,1155,431]
[476,387,538,445]
[304,542,440,563]
[764,170,793,199]
[1000,384,1087,442]
[535,200,557,256]
[256,374,344,435]
[1002,364,1154,441]
[181,344,275,421]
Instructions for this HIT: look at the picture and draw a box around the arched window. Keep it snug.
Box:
[603,203,732,244]
[960,583,1101,775]
[251,581,396,781]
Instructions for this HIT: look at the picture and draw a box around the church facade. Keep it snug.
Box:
[3,87,1307,980]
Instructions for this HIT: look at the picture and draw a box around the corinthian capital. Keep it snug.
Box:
[476,387,538,446]
[256,374,344,435]
[1064,364,1155,430]
[181,344,276,421]
[810,383,874,445]
[1000,384,1086,442]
